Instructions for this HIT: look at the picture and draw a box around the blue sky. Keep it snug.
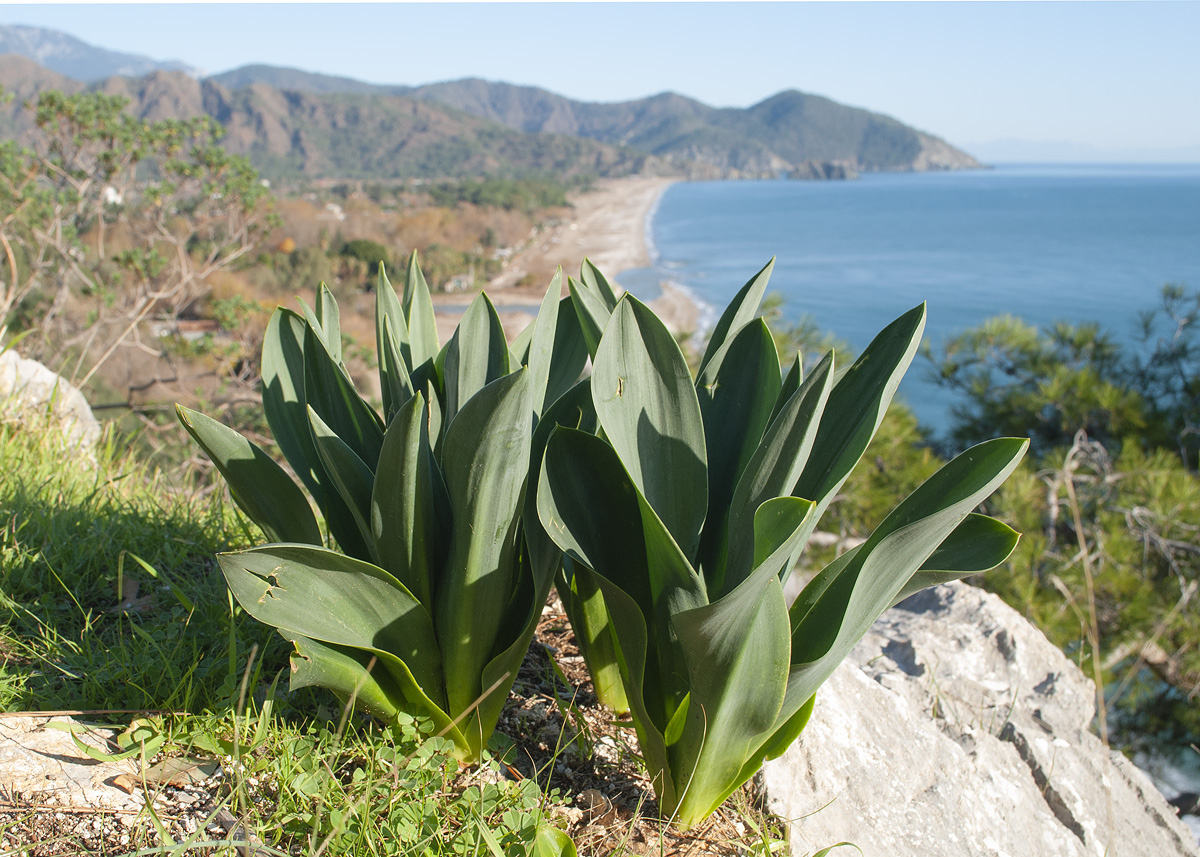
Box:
[4,2,1199,159]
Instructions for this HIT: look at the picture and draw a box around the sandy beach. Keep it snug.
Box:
[433,176,702,341]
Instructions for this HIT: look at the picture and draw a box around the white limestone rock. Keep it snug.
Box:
[0,348,99,451]
[762,582,1199,857]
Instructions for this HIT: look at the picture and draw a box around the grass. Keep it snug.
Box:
[0,415,792,855]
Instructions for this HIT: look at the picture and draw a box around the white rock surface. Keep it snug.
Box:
[0,348,99,450]
[762,582,1199,857]
[0,715,144,811]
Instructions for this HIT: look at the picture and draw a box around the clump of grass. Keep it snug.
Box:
[0,419,282,713]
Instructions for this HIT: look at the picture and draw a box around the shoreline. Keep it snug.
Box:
[433,176,709,340]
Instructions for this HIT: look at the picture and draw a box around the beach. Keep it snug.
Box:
[433,176,701,341]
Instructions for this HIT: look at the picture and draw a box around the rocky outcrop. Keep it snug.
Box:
[911,131,985,171]
[788,159,859,180]
[762,582,1198,857]
[0,349,99,451]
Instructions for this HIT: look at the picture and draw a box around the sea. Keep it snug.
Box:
[620,163,1200,830]
[619,163,1200,441]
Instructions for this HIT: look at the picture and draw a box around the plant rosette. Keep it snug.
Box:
[538,261,1028,827]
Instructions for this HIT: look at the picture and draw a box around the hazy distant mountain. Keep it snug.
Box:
[0,55,656,181]
[208,64,398,97]
[0,24,199,81]
[0,25,982,179]
[291,72,982,175]
[968,138,1200,164]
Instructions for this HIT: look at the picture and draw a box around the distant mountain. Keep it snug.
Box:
[0,56,656,181]
[0,26,983,179]
[247,71,982,176]
[208,64,398,97]
[0,24,199,81]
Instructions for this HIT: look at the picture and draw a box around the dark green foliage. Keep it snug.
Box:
[929,286,1200,754]
[340,238,392,268]
[426,176,572,213]
[929,284,1199,469]
[0,423,266,713]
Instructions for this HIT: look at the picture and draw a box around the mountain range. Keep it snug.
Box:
[0,24,982,182]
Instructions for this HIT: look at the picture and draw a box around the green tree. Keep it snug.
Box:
[928,285,1199,469]
[0,88,275,388]
[928,289,1200,753]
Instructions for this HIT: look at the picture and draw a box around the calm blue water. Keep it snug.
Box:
[620,164,1200,440]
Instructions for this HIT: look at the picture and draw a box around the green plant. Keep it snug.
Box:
[537,261,1028,827]
[177,253,587,763]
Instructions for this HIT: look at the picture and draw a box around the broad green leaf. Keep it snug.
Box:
[568,274,616,358]
[586,571,678,811]
[580,257,618,306]
[442,292,510,431]
[435,369,531,718]
[792,303,926,519]
[470,541,551,760]
[696,319,782,587]
[376,265,414,419]
[532,822,578,857]
[403,250,440,370]
[695,258,774,379]
[303,323,384,469]
[283,630,464,751]
[371,393,437,608]
[510,318,535,366]
[539,427,704,726]
[538,427,653,624]
[592,296,708,561]
[283,631,403,720]
[556,559,628,712]
[379,314,415,424]
[768,353,804,428]
[175,404,321,545]
[667,496,813,825]
[784,437,1029,723]
[525,269,563,419]
[219,544,444,709]
[308,406,377,562]
[314,283,342,366]
[545,296,590,408]
[261,307,325,499]
[720,352,834,594]
[890,513,1020,606]
[755,689,815,763]
[671,573,789,826]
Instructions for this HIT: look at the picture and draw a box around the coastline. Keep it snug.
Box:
[433,175,707,340]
